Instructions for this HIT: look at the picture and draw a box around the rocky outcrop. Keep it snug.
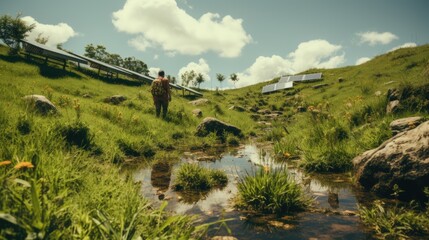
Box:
[23,95,58,115]
[353,120,429,200]
[196,117,242,137]
[390,116,424,135]
[189,98,209,106]
[104,95,127,105]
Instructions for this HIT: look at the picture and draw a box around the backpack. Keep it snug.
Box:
[151,79,166,96]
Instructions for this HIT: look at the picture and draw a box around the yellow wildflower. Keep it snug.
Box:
[263,165,270,173]
[283,152,291,159]
[14,162,34,170]
[0,160,12,167]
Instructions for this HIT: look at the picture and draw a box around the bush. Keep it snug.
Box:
[235,167,311,214]
[174,163,228,191]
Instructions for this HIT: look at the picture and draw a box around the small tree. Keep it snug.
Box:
[216,73,225,88]
[230,73,239,88]
[180,70,196,87]
[195,73,205,89]
[0,14,35,54]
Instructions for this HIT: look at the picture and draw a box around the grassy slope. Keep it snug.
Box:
[0,43,428,238]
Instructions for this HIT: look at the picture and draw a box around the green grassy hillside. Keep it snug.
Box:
[0,43,428,239]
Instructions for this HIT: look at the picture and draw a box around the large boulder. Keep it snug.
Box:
[196,117,242,137]
[104,95,127,105]
[353,121,429,200]
[189,98,209,106]
[23,95,58,115]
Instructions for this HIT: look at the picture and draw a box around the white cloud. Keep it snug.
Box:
[236,39,345,88]
[388,42,417,52]
[235,55,292,88]
[128,35,152,51]
[356,57,371,65]
[357,31,398,46]
[149,67,161,77]
[112,0,251,57]
[177,58,211,85]
[153,54,159,60]
[21,16,77,47]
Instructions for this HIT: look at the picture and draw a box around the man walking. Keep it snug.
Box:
[151,70,171,118]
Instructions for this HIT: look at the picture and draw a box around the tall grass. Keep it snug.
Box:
[359,197,429,239]
[235,167,311,214]
[174,163,228,191]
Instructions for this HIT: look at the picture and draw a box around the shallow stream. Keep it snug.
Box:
[130,144,374,239]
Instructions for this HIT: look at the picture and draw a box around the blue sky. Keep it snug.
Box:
[1,0,428,88]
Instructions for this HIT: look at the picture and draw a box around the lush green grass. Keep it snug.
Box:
[359,199,429,239]
[0,45,243,239]
[235,167,311,214]
[174,163,228,191]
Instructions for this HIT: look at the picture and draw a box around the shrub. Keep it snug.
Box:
[174,163,228,191]
[235,167,311,214]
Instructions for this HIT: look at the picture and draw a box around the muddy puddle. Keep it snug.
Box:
[130,144,374,239]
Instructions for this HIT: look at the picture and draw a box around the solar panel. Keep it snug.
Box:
[68,52,133,77]
[261,81,293,94]
[21,39,87,64]
[115,65,154,84]
[278,76,291,83]
[278,73,322,83]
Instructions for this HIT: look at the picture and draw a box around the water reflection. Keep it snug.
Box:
[131,144,372,239]
[150,162,172,200]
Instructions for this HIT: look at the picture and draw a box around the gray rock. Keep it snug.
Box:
[189,98,209,106]
[296,106,306,112]
[353,120,429,199]
[196,117,242,137]
[23,95,58,115]
[104,95,127,105]
[386,100,400,114]
[257,109,271,115]
[390,116,424,135]
[192,109,203,117]
[374,91,382,97]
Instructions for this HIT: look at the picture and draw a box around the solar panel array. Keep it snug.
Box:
[261,81,293,94]
[21,39,87,64]
[21,39,203,96]
[262,73,322,94]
